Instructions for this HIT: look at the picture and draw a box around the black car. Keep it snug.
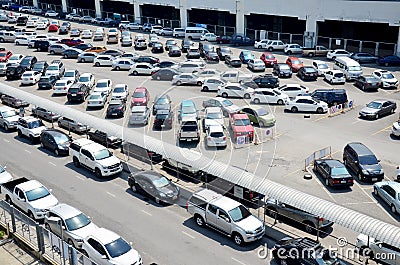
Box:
[40,129,70,156]
[62,49,81,59]
[354,75,381,91]
[272,237,340,265]
[343,142,384,182]
[181,40,194,53]
[152,68,179,81]
[67,83,89,102]
[216,46,233,60]
[128,170,180,204]
[106,99,126,118]
[32,61,49,74]
[61,21,71,30]
[19,56,37,70]
[6,64,25,80]
[155,61,177,69]
[135,56,159,65]
[151,42,164,53]
[73,43,93,51]
[297,66,318,81]
[199,42,215,57]
[168,45,181,57]
[205,52,219,63]
[34,40,50,52]
[350,52,378,64]
[38,75,58,89]
[225,55,242,67]
[310,89,347,107]
[273,63,292,78]
[244,74,279,88]
[152,94,172,115]
[153,109,173,130]
[58,26,69,35]
[87,129,122,148]
[313,159,353,187]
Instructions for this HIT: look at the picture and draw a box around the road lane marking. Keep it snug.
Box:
[141,210,152,216]
[182,231,195,239]
[74,175,85,180]
[342,201,376,205]
[49,162,57,166]
[371,125,392,136]
[106,191,116,198]
[24,149,31,154]
[3,139,9,143]
[231,257,246,265]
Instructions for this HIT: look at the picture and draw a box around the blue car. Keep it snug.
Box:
[378,55,400,66]
[239,50,255,63]
[178,99,198,121]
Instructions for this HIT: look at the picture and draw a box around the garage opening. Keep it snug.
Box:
[187,8,236,36]
[140,4,180,28]
[101,0,134,21]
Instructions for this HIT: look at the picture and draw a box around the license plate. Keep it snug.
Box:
[341,181,346,184]
[72,94,76,96]
[372,178,377,181]
[187,139,192,141]
[112,113,117,116]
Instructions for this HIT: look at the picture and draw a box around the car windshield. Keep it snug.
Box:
[221,100,233,107]
[359,155,379,165]
[367,102,382,109]
[206,112,222,119]
[318,64,329,69]
[256,108,269,116]
[334,73,344,77]
[47,65,58,71]
[2,110,16,118]
[280,64,290,70]
[56,81,67,86]
[27,120,43,129]
[79,76,89,82]
[53,134,69,145]
[292,60,301,64]
[105,237,131,258]
[65,213,91,231]
[234,119,250,126]
[382,73,395,79]
[156,97,169,105]
[153,176,169,188]
[89,94,101,100]
[331,167,349,176]
[133,92,145,98]
[96,82,108,88]
[93,149,112,160]
[349,66,361,71]
[265,54,275,59]
[228,205,252,222]
[182,106,195,114]
[113,87,125,93]
[221,48,231,53]
[0,53,6,57]
[64,72,75,77]
[26,186,50,201]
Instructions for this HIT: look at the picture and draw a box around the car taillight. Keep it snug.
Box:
[332,180,340,184]
[64,87,67,90]
[223,136,226,140]
[318,217,324,222]
[186,201,188,210]
[348,179,354,183]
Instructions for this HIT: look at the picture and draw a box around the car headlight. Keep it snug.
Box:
[362,169,368,174]
[160,193,166,197]
[245,230,255,234]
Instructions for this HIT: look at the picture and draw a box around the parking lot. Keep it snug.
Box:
[0,15,399,264]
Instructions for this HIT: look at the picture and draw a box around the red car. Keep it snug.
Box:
[0,48,12,62]
[131,87,150,106]
[260,52,277,67]
[286,56,304,73]
[58,38,84,47]
[48,24,59,32]
[216,35,232,44]
[229,113,254,143]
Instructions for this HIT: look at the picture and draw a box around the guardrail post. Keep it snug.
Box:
[69,245,78,265]
[10,205,16,233]
[36,224,45,254]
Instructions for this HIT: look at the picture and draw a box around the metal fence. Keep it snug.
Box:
[304,146,332,170]
[0,200,95,265]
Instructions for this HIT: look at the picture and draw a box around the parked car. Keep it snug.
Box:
[202,98,240,117]
[297,66,318,81]
[131,87,150,106]
[286,56,303,72]
[240,106,276,127]
[247,59,265,71]
[284,43,303,54]
[186,47,201,59]
[216,35,232,44]
[273,63,292,78]
[39,129,70,156]
[354,75,381,91]
[152,68,179,81]
[260,52,277,67]
[111,58,134,71]
[37,75,58,89]
[94,55,115,67]
[67,83,90,102]
[217,82,254,99]
[61,48,82,59]
[178,99,199,121]
[377,55,400,66]
[200,33,218,42]
[172,73,204,86]
[1,95,29,108]
[93,79,112,95]
[251,89,289,105]
[129,106,151,125]
[152,94,172,115]
[285,95,328,113]
[264,40,285,51]
[326,49,351,60]
[57,117,88,133]
[323,70,346,85]
[277,84,309,98]
[77,52,97,63]
[168,45,182,57]
[216,46,232,60]
[254,39,270,49]
[372,70,398,89]
[350,52,378,64]
[106,99,126,118]
[53,79,74,95]
[239,50,255,63]
[310,89,347,107]
[202,78,226,92]
[87,92,107,108]
[359,99,396,120]
[225,55,242,67]
[373,181,400,215]
[6,64,25,80]
[20,71,41,85]
[129,63,159,76]
[314,159,354,187]
[111,84,129,101]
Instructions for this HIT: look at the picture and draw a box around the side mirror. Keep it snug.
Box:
[101,255,108,259]
[19,197,26,202]
[354,160,358,164]
[225,217,230,223]
[49,189,53,193]
[377,243,382,249]
[48,216,61,223]
[377,159,381,163]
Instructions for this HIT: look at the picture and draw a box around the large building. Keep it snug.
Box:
[32,0,400,55]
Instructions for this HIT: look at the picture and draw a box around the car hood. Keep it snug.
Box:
[205,118,224,127]
[224,105,240,114]
[154,104,169,110]
[29,126,47,135]
[157,185,179,197]
[360,163,383,173]
[4,115,19,124]
[110,249,141,265]
[234,125,253,132]
[29,194,58,210]
[235,215,263,231]
[69,222,98,239]
[360,107,379,114]
[97,156,120,167]
[0,171,13,184]
[259,113,276,123]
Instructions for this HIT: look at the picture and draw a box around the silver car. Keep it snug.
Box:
[48,44,69,55]
[57,117,89,133]
[374,181,400,214]
[172,73,204,86]
[77,52,98,63]
[129,106,150,125]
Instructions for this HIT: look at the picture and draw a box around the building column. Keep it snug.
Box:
[61,0,67,13]
[235,0,245,34]
[305,14,317,48]
[397,26,400,56]
[32,0,38,8]
[95,0,102,18]
[133,0,141,23]
[179,0,187,28]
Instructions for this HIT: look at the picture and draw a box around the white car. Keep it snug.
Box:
[81,228,142,265]
[204,107,224,130]
[26,20,37,28]
[21,71,41,85]
[45,10,59,17]
[284,43,303,54]
[277,84,309,99]
[159,28,173,36]
[206,124,227,148]
[217,82,254,99]
[392,120,400,137]
[202,78,226,92]
[121,36,132,46]
[196,69,220,78]
[8,54,25,64]
[247,59,266,71]
[326,49,351,60]
[312,60,330,76]
[172,73,204,86]
[150,25,163,34]
[200,33,218,42]
[36,22,47,30]
[285,96,328,113]
[81,30,93,39]
[355,233,400,265]
[93,32,104,41]
[0,165,13,184]
[44,204,98,249]
[14,36,29,45]
[129,63,159,76]
[78,73,95,88]
[112,58,134,71]
[324,70,346,84]
[372,70,398,89]
[94,55,115,67]
[87,92,107,108]
[254,39,269,49]
[265,40,286,51]
[53,80,74,95]
[111,84,129,101]
[251,88,289,105]
[93,79,113,95]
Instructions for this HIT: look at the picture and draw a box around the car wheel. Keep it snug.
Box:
[17,130,22,136]
[287,50,292,55]
[155,197,161,204]
[195,214,205,227]
[67,239,75,247]
[391,204,397,214]
[63,54,68,58]
[268,47,273,52]
[358,172,363,181]
[130,183,137,192]
[54,149,59,156]
[375,113,379,120]
[259,121,265,127]
[266,208,278,219]
[4,124,9,131]
[257,45,262,49]
[362,84,365,91]
[80,58,85,63]
[316,107,324,114]
[373,187,379,196]
[29,135,35,143]
[73,157,80,167]
[232,233,244,246]
[391,108,395,114]
[222,92,228,98]
[16,41,19,45]
[303,221,316,234]
[95,168,102,178]
[309,53,314,57]
[95,62,100,67]
[132,71,138,76]
[291,106,298,113]
[115,66,120,71]
[44,222,51,231]
[156,76,161,80]
[5,196,12,205]
[254,98,260,104]
[196,81,202,86]
[244,93,250,99]
[176,81,182,86]
[50,50,55,55]
[277,99,284,105]
[81,250,88,257]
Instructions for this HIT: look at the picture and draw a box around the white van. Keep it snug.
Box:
[173,28,185,38]
[333,57,362,81]
[185,27,209,40]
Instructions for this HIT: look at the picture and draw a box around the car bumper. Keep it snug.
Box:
[361,173,384,182]
[207,139,227,147]
[392,126,400,136]
[244,229,265,242]
[101,164,123,176]
[359,112,377,119]
[129,119,147,125]
[382,82,398,88]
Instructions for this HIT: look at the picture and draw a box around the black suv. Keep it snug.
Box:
[273,63,292,78]
[34,40,50,52]
[310,89,347,107]
[243,74,279,89]
[199,41,215,58]
[6,64,25,80]
[272,237,340,265]
[19,56,38,70]
[343,142,384,182]
[67,83,89,102]
[181,40,194,53]
[38,75,58,89]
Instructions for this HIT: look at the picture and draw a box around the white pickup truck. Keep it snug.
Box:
[69,138,123,178]
[17,116,47,142]
[1,177,59,220]
[0,106,19,131]
[178,117,200,142]
[187,189,265,245]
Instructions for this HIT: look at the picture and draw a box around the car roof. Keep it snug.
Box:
[205,107,222,113]
[43,129,67,137]
[131,106,147,111]
[377,181,400,192]
[134,170,164,181]
[88,227,119,244]
[18,180,45,192]
[212,195,241,211]
[208,124,224,132]
[346,142,374,156]
[49,203,81,219]
[319,159,345,168]
[371,99,391,104]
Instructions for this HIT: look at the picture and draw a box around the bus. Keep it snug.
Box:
[184,27,209,40]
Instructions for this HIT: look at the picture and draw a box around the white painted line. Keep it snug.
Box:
[342,201,376,205]
[106,191,116,198]
[3,139,9,143]
[231,257,246,265]
[49,162,57,167]
[74,175,85,181]
[24,149,31,154]
[182,231,195,239]
[273,106,276,113]
[141,210,152,216]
